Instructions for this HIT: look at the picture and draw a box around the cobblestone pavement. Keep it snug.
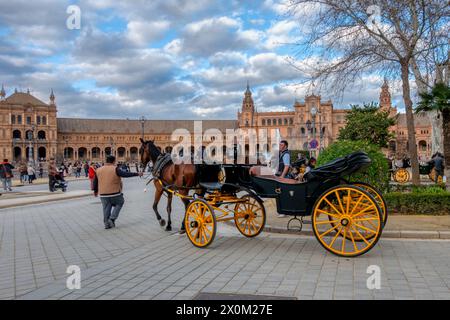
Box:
[1,178,450,300]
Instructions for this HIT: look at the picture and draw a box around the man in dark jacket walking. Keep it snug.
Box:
[93,155,142,229]
[0,159,14,191]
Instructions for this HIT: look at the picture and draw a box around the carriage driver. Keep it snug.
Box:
[276,140,291,178]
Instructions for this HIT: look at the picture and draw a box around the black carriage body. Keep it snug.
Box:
[222,151,372,216]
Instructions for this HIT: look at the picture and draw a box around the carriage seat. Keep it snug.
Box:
[305,151,371,180]
[199,182,223,190]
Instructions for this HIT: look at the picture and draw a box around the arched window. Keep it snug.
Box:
[418,140,427,152]
[13,130,21,139]
[42,116,47,125]
[301,127,305,135]
[14,147,21,161]
[284,118,288,125]
[78,147,87,160]
[118,147,126,158]
[37,131,46,140]
[38,147,46,160]
[25,130,33,140]
[64,147,74,159]
[130,147,138,160]
[262,119,266,126]
[91,147,100,159]
[289,118,293,125]
[278,119,282,125]
[267,119,271,126]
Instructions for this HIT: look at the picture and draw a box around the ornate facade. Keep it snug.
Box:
[0,81,432,164]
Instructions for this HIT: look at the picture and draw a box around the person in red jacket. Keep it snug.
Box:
[88,163,97,190]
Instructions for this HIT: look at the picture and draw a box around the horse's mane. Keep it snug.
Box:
[145,140,162,161]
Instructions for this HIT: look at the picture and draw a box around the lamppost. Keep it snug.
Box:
[140,116,146,141]
[306,119,312,157]
[28,124,35,167]
[109,136,115,156]
[64,139,68,161]
[310,107,317,158]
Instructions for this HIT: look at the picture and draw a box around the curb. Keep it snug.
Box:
[12,177,89,187]
[264,226,450,240]
[0,192,92,210]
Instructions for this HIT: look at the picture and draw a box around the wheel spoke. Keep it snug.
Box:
[316,219,339,225]
[335,191,346,215]
[324,198,343,215]
[349,194,364,216]
[348,229,358,252]
[353,223,377,234]
[352,205,376,218]
[346,189,351,214]
[329,227,342,247]
[316,208,340,219]
[341,228,347,252]
[350,225,371,246]
[318,223,340,238]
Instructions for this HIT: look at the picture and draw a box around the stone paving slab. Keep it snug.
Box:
[0,190,91,209]
[1,179,450,300]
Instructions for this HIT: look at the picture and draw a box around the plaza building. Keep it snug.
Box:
[238,80,432,160]
[0,81,432,164]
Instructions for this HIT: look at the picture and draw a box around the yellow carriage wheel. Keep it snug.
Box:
[312,185,382,257]
[234,194,266,237]
[394,168,410,183]
[185,200,216,248]
[352,182,388,228]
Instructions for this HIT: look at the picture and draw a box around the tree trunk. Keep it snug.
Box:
[400,62,420,185]
[443,108,450,187]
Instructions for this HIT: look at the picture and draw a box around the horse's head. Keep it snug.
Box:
[140,138,161,167]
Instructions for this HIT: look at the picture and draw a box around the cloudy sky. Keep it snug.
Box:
[0,0,406,120]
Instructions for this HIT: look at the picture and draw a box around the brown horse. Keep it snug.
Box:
[140,139,197,232]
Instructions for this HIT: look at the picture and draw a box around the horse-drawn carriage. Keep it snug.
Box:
[391,162,439,183]
[147,146,386,257]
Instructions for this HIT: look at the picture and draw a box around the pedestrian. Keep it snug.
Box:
[76,163,82,178]
[38,163,44,179]
[84,162,89,177]
[27,165,36,184]
[429,152,445,184]
[0,159,14,191]
[88,162,96,190]
[93,155,143,229]
[48,158,59,192]
[19,162,28,184]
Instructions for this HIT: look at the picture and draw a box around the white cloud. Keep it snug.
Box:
[126,20,171,46]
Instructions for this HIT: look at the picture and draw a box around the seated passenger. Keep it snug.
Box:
[250,140,299,185]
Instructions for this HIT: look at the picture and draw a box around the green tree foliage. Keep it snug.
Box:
[317,140,390,192]
[338,102,396,148]
[415,83,450,169]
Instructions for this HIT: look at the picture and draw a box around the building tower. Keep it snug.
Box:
[0,84,5,101]
[240,81,255,127]
[379,78,392,112]
[50,89,55,105]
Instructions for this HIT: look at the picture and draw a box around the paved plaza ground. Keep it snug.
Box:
[0,178,450,300]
